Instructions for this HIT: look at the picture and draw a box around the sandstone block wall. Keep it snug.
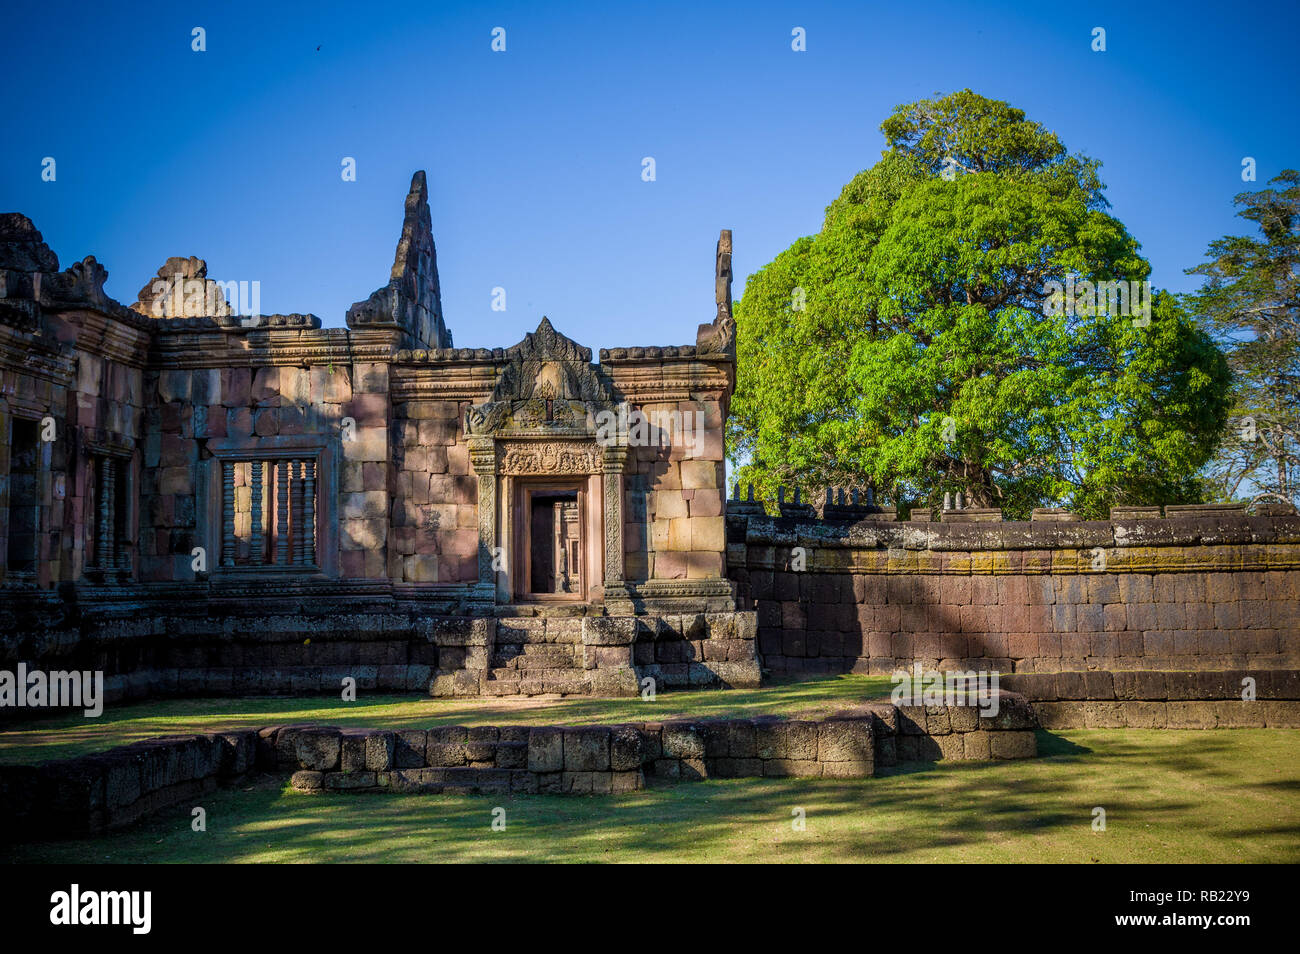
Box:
[728,510,1300,675]
[0,729,257,840]
[1,694,1038,841]
[1000,669,1300,729]
[0,602,759,711]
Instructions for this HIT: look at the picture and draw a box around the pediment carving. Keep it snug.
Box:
[466,318,616,438]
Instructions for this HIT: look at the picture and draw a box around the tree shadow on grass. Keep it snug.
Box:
[14,732,1298,863]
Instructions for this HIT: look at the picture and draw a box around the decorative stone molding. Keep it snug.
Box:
[499,441,601,476]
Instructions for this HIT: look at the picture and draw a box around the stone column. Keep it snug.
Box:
[292,459,306,565]
[275,460,289,565]
[116,458,131,572]
[94,457,109,570]
[220,460,234,567]
[468,437,498,606]
[497,474,514,603]
[302,458,316,566]
[602,443,632,610]
[250,460,263,563]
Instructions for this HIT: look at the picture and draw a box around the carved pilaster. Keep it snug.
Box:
[602,443,631,607]
[468,437,498,600]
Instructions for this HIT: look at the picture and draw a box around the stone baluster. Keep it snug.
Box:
[275,460,289,564]
[221,460,235,567]
[95,457,110,569]
[292,459,306,565]
[302,459,316,566]
[116,459,131,571]
[250,460,264,564]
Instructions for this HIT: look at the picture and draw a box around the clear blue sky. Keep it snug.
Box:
[3,0,1297,353]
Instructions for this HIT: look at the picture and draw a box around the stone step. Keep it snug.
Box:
[494,618,583,645]
[491,646,581,669]
[483,669,593,696]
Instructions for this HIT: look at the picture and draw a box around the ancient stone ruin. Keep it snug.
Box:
[0,174,755,700]
[1,172,1299,715]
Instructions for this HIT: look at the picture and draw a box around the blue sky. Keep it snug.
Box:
[3,0,1297,353]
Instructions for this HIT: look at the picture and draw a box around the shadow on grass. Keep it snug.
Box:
[10,729,1299,864]
[0,673,898,765]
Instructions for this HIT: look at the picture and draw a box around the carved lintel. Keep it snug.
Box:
[499,440,601,476]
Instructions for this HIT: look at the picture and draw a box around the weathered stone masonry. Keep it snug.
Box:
[727,499,1300,676]
[4,173,1300,706]
[0,690,1040,840]
[0,173,758,700]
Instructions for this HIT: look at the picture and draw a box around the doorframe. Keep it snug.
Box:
[513,477,588,602]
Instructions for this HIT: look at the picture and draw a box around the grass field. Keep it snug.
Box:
[0,675,895,765]
[7,729,1299,863]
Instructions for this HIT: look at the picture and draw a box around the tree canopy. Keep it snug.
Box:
[1186,170,1300,506]
[728,90,1231,518]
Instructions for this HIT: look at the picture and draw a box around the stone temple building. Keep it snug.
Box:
[3,172,1299,711]
[0,172,760,698]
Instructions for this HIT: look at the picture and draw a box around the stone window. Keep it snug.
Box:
[5,417,41,579]
[83,443,134,582]
[217,456,318,568]
[205,436,337,577]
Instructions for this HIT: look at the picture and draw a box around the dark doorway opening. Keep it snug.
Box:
[528,489,580,595]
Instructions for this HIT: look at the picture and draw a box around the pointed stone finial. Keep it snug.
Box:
[696,229,736,356]
[747,484,755,502]
[716,229,733,321]
[346,170,451,348]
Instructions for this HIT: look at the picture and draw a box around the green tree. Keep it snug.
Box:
[728,90,1230,519]
[1186,170,1300,505]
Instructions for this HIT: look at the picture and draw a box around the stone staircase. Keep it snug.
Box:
[426,611,761,699]
[484,617,594,696]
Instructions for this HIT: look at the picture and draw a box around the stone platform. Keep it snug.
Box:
[0,691,1038,840]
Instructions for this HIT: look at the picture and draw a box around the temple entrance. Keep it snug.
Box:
[515,481,585,600]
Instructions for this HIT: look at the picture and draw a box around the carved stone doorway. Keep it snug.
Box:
[514,479,586,601]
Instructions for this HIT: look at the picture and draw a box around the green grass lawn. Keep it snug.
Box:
[0,675,895,765]
[0,675,899,764]
[7,729,1299,863]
